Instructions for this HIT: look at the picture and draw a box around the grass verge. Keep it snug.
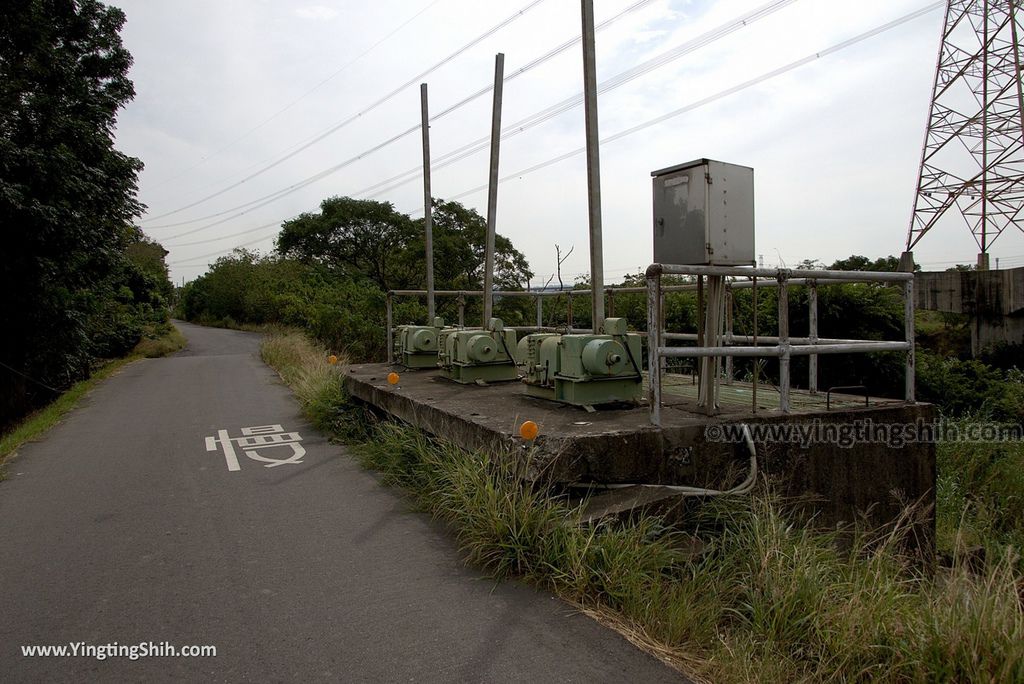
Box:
[263,329,1024,683]
[0,321,187,467]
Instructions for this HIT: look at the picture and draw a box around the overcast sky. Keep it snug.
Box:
[110,0,1024,285]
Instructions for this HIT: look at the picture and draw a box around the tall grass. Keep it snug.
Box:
[263,330,1024,683]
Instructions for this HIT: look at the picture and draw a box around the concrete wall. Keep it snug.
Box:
[914,266,1024,354]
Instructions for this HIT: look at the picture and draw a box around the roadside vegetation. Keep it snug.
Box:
[1,1,174,433]
[262,329,1023,683]
[0,321,185,468]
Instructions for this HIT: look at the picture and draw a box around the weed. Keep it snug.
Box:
[261,329,1024,683]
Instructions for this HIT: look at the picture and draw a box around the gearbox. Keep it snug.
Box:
[439,318,519,384]
[517,317,642,407]
[393,317,446,369]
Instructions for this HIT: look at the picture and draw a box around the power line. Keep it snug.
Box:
[408,1,943,213]
[149,0,662,234]
[167,2,942,269]
[142,0,550,224]
[156,0,791,243]
[146,0,446,192]
[169,225,284,267]
[359,0,798,200]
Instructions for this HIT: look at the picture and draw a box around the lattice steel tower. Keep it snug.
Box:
[905,0,1024,270]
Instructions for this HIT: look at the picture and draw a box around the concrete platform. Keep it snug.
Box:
[344,363,936,539]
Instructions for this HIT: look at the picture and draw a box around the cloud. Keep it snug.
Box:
[295,5,339,21]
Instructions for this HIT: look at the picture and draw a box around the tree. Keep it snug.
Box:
[276,197,416,291]
[0,0,148,426]
[828,255,903,272]
[406,198,533,291]
[276,196,534,292]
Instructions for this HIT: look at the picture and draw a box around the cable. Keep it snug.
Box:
[408,1,943,213]
[147,0,445,192]
[167,2,942,268]
[361,0,799,200]
[149,0,662,234]
[169,225,284,267]
[142,0,550,224]
[572,424,758,496]
[156,0,792,241]
[0,360,62,393]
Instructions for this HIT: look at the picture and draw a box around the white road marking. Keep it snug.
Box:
[205,429,240,471]
[204,425,305,472]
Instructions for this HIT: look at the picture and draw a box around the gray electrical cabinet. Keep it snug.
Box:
[652,159,754,266]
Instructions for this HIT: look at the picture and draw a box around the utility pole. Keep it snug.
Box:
[483,53,504,326]
[420,83,435,321]
[581,0,605,333]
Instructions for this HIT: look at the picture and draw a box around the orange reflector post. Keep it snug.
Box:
[387,372,400,385]
[519,420,539,441]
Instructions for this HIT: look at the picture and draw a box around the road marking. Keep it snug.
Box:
[205,429,240,471]
[204,424,305,472]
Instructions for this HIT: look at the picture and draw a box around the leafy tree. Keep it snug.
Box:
[0,0,151,427]
[276,197,416,291]
[406,199,533,291]
[827,255,906,272]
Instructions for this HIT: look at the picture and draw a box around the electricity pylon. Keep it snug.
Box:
[904,0,1024,270]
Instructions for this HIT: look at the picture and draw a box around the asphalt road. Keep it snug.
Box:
[0,321,682,682]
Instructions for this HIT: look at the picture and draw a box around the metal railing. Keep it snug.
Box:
[385,285,696,364]
[386,265,916,426]
[645,264,915,426]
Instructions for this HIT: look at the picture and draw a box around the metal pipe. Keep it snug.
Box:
[656,264,913,282]
[457,294,465,327]
[420,83,435,321]
[658,342,911,359]
[659,286,666,377]
[904,278,916,402]
[752,275,758,413]
[660,346,785,359]
[647,272,662,426]
[728,276,896,289]
[790,342,911,356]
[482,53,504,325]
[808,280,818,394]
[723,335,879,345]
[388,284,698,297]
[778,275,790,413]
[725,287,734,385]
[386,292,394,365]
[581,0,604,333]
[535,295,543,327]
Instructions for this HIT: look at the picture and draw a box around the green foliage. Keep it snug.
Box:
[917,351,1024,420]
[276,196,532,292]
[0,1,170,428]
[181,198,535,360]
[262,328,1024,683]
[277,197,416,290]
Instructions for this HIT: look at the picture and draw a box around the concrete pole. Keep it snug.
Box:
[482,53,504,327]
[581,0,605,334]
[420,83,435,321]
